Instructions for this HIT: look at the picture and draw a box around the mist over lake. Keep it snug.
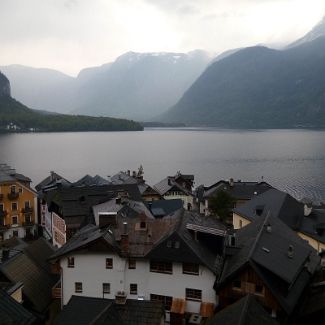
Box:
[1,127,325,203]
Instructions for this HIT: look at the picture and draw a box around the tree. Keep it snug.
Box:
[208,190,235,223]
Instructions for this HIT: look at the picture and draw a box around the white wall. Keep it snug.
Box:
[61,252,216,313]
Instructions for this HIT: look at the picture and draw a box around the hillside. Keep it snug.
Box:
[160,36,325,128]
[0,72,143,132]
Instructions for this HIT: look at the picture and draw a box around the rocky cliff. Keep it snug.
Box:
[0,72,11,97]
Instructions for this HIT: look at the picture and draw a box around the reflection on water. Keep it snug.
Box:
[0,128,325,202]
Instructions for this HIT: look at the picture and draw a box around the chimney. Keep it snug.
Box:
[2,248,9,262]
[50,171,55,181]
[304,203,312,217]
[132,171,136,178]
[127,170,130,176]
[115,291,127,305]
[287,245,294,259]
[229,178,234,187]
[121,222,128,255]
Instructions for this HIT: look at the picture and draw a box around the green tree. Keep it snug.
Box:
[208,190,235,223]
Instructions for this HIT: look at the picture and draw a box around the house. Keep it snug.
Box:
[49,211,227,322]
[215,214,320,323]
[232,188,325,252]
[0,288,37,325]
[154,173,195,210]
[110,170,162,202]
[206,294,279,325]
[53,295,165,325]
[41,183,142,247]
[0,164,38,240]
[197,179,273,216]
[0,238,59,322]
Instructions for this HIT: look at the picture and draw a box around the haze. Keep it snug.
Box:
[1,0,324,76]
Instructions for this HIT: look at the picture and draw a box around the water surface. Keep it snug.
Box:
[1,128,324,202]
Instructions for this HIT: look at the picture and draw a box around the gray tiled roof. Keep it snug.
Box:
[54,296,164,325]
[0,288,36,325]
[147,199,183,217]
[35,171,71,192]
[73,174,111,187]
[153,177,193,196]
[146,211,226,273]
[0,164,31,184]
[203,180,273,201]
[233,188,305,229]
[217,214,320,314]
[207,294,279,325]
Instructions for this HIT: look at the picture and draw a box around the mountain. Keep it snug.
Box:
[160,35,325,128]
[0,65,76,114]
[0,72,143,132]
[288,16,325,48]
[73,50,211,120]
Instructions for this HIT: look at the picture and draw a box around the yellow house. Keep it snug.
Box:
[232,188,325,253]
[0,164,37,241]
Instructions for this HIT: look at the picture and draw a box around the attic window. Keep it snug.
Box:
[233,280,241,289]
[140,221,146,229]
[182,263,199,275]
[167,240,172,248]
[67,257,74,268]
[174,241,180,249]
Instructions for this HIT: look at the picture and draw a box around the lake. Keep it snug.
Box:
[0,128,325,203]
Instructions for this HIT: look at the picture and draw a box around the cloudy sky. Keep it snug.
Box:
[0,0,324,76]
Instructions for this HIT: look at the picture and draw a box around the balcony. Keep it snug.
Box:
[7,192,19,200]
[21,207,33,214]
[52,279,61,299]
[23,220,35,227]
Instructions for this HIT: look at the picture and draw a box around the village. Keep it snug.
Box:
[0,163,325,324]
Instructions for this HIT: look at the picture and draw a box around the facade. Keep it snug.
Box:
[197,179,273,216]
[0,164,37,241]
[50,212,226,321]
[232,188,325,253]
[215,214,320,323]
[154,173,195,210]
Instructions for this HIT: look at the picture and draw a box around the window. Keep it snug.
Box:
[174,241,180,249]
[167,240,172,248]
[67,257,75,268]
[239,220,243,228]
[24,201,30,208]
[150,294,173,311]
[13,230,19,237]
[185,288,202,301]
[12,216,18,225]
[25,215,31,223]
[75,282,82,293]
[18,187,23,193]
[150,261,172,274]
[233,279,241,289]
[103,283,110,294]
[255,284,264,294]
[106,258,113,269]
[128,258,136,269]
[130,283,137,295]
[182,263,199,275]
[10,186,16,194]
[11,202,17,211]
[0,204,4,211]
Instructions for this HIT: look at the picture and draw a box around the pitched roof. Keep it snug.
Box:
[146,211,226,272]
[0,288,37,325]
[217,214,320,314]
[153,177,193,196]
[0,252,57,313]
[73,174,111,187]
[233,188,305,229]
[0,164,31,184]
[35,171,71,192]
[147,199,183,218]
[203,180,273,201]
[54,296,164,325]
[207,295,279,325]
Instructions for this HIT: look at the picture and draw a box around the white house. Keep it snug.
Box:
[50,212,227,321]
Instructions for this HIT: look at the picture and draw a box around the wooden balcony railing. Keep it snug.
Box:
[23,220,35,227]
[7,192,19,200]
[21,207,33,213]
[52,279,61,299]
